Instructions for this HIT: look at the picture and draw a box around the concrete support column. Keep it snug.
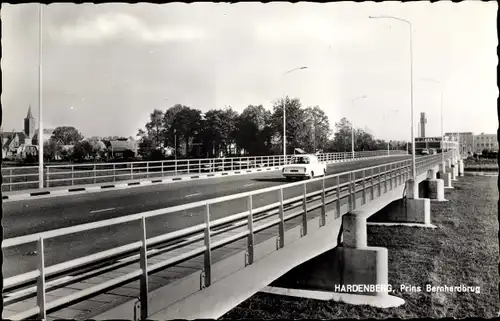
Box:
[420,168,444,201]
[343,214,367,249]
[405,179,418,199]
[334,214,394,299]
[427,169,437,180]
[438,162,452,188]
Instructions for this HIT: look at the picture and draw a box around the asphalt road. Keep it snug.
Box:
[3,155,410,278]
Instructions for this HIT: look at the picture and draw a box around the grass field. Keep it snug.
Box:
[221,175,499,319]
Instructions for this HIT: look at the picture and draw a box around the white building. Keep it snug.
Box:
[473,133,498,152]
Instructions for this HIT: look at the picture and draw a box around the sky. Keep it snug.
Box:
[1,1,498,141]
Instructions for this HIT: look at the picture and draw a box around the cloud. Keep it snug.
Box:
[253,12,376,47]
[54,12,207,44]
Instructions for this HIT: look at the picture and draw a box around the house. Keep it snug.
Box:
[109,138,138,158]
[1,106,36,159]
[1,132,28,159]
[32,128,56,144]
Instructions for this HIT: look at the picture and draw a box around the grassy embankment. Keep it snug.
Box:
[221,175,499,319]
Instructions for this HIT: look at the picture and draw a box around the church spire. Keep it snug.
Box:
[27,105,34,119]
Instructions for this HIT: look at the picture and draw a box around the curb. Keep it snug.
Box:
[2,154,404,202]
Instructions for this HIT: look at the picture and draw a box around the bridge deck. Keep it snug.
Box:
[3,188,368,320]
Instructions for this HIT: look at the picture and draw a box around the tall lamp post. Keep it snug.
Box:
[38,4,44,189]
[369,15,416,197]
[351,95,367,159]
[282,66,308,163]
[420,78,445,170]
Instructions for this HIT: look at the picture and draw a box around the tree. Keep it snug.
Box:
[302,106,332,153]
[44,139,63,161]
[51,126,83,145]
[270,96,307,154]
[163,104,185,151]
[71,140,93,162]
[234,105,274,156]
[144,109,165,150]
[170,106,203,157]
[201,106,239,157]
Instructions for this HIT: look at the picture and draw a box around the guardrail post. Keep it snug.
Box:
[175,160,178,176]
[71,165,75,186]
[9,168,12,191]
[399,163,403,186]
[204,204,212,287]
[384,165,388,193]
[390,164,394,190]
[161,161,164,177]
[370,168,374,200]
[247,195,254,265]
[36,236,46,320]
[321,178,326,226]
[113,164,116,182]
[139,216,149,319]
[231,158,234,171]
[199,159,202,173]
[46,167,50,188]
[278,188,285,249]
[187,160,190,174]
[348,172,353,211]
[146,162,150,178]
[336,176,341,218]
[93,164,97,184]
[378,166,382,197]
[302,183,308,236]
[362,169,366,205]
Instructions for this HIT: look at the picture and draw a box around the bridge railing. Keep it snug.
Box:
[2,151,447,320]
[1,150,407,192]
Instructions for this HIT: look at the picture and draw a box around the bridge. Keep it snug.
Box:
[1,149,465,320]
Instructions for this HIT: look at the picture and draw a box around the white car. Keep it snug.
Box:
[282,154,327,180]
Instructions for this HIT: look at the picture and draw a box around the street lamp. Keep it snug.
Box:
[282,66,308,163]
[351,95,367,158]
[419,77,445,171]
[38,4,44,189]
[369,15,416,197]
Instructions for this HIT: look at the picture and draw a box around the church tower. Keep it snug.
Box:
[24,105,36,138]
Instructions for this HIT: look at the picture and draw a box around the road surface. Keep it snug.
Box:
[3,155,410,278]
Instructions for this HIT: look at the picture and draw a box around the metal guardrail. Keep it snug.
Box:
[1,150,407,192]
[2,152,448,320]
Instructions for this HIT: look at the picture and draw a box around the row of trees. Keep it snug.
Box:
[35,126,131,162]
[137,97,407,159]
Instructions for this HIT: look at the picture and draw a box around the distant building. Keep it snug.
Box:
[472,133,498,152]
[33,128,56,144]
[1,106,35,158]
[24,105,36,143]
[419,112,427,138]
[109,137,138,158]
[445,132,474,154]
[410,136,458,154]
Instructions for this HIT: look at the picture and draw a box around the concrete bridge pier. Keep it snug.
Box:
[453,158,459,179]
[446,159,457,181]
[438,162,453,189]
[421,169,446,202]
[368,179,435,228]
[458,159,464,176]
